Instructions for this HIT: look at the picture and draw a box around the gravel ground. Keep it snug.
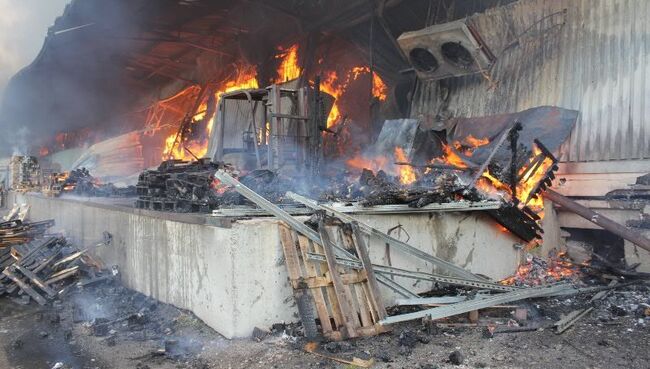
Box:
[1,281,648,369]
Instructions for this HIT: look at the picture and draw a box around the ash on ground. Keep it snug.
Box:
[1,278,649,369]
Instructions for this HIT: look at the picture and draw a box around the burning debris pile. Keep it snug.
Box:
[44,168,136,198]
[321,168,465,208]
[500,251,584,287]
[315,120,561,241]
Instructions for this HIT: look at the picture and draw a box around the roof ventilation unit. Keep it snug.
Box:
[397,20,495,81]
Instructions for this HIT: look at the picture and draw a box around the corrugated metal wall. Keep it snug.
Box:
[411,0,650,163]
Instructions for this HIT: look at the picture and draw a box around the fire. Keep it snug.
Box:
[465,134,489,147]
[372,72,388,101]
[320,67,388,128]
[162,65,259,161]
[500,251,581,286]
[346,147,415,185]
[320,71,344,128]
[430,144,469,169]
[516,146,554,209]
[346,154,390,172]
[275,44,301,82]
[394,147,416,185]
[452,134,489,156]
[475,145,553,212]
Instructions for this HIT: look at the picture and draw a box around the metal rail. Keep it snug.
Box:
[286,192,485,281]
[380,284,573,325]
[214,170,415,297]
[304,252,516,292]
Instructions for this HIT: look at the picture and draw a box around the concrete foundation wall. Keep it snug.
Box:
[8,192,522,338]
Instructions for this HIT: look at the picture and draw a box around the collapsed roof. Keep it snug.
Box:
[0,0,505,154]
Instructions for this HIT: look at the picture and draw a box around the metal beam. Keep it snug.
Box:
[544,189,650,252]
[286,192,485,281]
[304,252,516,292]
[214,170,419,298]
[380,284,573,325]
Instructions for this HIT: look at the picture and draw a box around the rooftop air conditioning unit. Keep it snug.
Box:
[397,20,495,81]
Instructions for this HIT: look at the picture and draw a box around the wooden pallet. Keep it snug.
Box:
[279,221,389,341]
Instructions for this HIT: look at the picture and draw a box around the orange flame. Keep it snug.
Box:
[476,145,553,213]
[372,72,388,101]
[500,251,579,286]
[394,147,416,185]
[430,144,469,169]
[320,71,343,128]
[275,44,301,82]
[162,65,259,161]
[452,134,489,157]
[346,154,390,172]
[516,146,554,210]
[320,67,387,128]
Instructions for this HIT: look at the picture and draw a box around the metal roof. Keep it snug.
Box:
[411,0,650,163]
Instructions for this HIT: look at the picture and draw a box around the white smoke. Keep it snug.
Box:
[0,0,69,100]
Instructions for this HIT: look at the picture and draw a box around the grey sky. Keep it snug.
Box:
[0,0,69,99]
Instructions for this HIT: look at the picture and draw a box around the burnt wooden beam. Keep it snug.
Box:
[544,189,650,252]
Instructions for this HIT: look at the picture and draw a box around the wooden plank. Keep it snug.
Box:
[279,226,318,338]
[337,227,372,327]
[468,310,479,323]
[318,221,358,338]
[45,266,79,285]
[13,264,56,298]
[351,222,388,320]
[32,250,62,274]
[361,283,383,323]
[295,233,333,335]
[279,226,304,282]
[339,272,362,329]
[310,238,345,334]
[352,282,373,328]
[294,273,367,289]
[2,268,47,305]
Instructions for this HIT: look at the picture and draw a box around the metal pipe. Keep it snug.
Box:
[543,189,650,252]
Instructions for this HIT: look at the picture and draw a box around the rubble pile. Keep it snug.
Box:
[45,168,136,197]
[0,219,55,248]
[0,228,113,305]
[320,168,465,208]
[136,159,300,213]
[135,159,230,212]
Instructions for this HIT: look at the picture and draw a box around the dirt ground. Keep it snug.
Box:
[1,280,648,369]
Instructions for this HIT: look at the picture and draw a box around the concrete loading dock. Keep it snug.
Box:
[9,192,523,338]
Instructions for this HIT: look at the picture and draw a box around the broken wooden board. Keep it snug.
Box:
[279,223,389,341]
[2,267,47,305]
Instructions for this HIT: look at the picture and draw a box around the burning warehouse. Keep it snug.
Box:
[0,0,649,368]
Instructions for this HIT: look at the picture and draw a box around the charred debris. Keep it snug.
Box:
[0,208,115,306]
[213,168,650,362]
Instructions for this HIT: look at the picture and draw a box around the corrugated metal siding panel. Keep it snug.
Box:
[411,0,650,162]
